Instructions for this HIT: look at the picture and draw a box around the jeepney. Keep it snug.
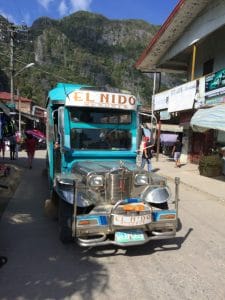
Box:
[46,82,179,247]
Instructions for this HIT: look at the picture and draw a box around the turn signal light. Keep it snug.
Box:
[123,204,145,212]
[159,214,176,220]
[78,220,90,225]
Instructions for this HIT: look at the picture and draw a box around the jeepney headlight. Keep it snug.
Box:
[88,175,104,187]
[135,174,148,185]
[141,186,171,204]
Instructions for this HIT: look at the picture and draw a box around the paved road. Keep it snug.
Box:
[0,150,225,300]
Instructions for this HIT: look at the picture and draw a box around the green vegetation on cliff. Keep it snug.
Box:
[0,11,175,107]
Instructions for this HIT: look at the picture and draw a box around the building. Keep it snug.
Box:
[135,0,225,163]
[0,92,45,132]
[0,91,32,114]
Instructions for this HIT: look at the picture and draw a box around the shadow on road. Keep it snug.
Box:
[0,152,110,300]
[85,227,193,258]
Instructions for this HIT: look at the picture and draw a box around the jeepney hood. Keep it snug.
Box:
[72,160,137,176]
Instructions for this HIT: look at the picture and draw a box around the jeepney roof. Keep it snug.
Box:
[48,83,92,102]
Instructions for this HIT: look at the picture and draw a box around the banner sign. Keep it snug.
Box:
[153,90,169,110]
[168,80,196,112]
[154,78,206,112]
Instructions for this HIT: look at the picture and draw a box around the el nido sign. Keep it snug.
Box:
[65,90,137,110]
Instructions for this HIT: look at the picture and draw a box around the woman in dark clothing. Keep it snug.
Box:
[172,138,182,167]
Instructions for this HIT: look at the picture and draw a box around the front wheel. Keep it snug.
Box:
[58,199,74,244]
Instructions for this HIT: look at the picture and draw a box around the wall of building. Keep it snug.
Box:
[194,25,225,78]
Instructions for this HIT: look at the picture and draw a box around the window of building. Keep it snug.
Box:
[203,59,214,75]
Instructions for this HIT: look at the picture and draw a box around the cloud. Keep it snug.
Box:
[37,0,54,10]
[69,0,92,12]
[58,0,69,16]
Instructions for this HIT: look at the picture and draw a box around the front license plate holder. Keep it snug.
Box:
[115,229,145,244]
[112,213,151,226]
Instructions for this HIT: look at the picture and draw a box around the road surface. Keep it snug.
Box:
[0,150,225,300]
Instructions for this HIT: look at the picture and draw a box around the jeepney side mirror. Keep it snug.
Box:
[58,107,70,150]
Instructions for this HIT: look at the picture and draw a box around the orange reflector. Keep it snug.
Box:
[123,204,145,212]
[160,214,175,220]
[78,220,90,225]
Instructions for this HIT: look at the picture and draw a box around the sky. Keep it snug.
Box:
[0,0,179,27]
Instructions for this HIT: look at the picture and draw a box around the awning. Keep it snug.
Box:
[190,104,225,132]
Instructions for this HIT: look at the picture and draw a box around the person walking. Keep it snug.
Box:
[172,138,182,168]
[141,136,154,172]
[24,133,37,169]
[8,134,16,160]
[0,137,6,159]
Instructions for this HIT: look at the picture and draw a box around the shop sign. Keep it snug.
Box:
[153,90,169,110]
[160,110,171,120]
[205,68,225,105]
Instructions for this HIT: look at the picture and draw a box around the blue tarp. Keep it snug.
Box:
[191,104,225,132]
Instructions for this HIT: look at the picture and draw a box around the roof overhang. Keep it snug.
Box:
[135,0,211,72]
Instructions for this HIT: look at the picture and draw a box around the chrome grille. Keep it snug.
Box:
[106,169,132,204]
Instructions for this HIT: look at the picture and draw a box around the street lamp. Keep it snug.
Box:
[14,63,35,78]
[10,62,35,106]
[11,62,35,136]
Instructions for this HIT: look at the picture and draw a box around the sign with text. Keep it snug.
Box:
[205,68,225,105]
[168,80,196,112]
[66,90,137,110]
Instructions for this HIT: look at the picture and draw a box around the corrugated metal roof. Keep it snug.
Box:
[0,92,32,102]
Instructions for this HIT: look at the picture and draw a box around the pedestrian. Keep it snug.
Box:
[24,133,37,169]
[141,136,154,172]
[0,137,5,159]
[8,134,16,160]
[172,138,182,167]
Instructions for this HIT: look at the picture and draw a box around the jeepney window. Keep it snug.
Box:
[69,107,131,124]
[70,128,131,150]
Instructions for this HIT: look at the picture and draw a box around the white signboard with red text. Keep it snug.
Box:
[66,90,137,110]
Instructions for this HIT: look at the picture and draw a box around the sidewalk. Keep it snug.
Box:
[152,154,225,202]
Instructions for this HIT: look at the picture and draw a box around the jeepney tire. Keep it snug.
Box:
[58,199,74,244]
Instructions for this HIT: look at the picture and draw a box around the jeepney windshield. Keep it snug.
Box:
[69,107,131,124]
[69,107,132,150]
[70,128,131,150]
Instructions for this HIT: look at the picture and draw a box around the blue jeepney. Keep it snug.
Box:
[46,83,179,247]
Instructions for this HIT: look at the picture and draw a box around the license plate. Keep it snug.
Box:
[113,214,151,226]
[115,230,145,243]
